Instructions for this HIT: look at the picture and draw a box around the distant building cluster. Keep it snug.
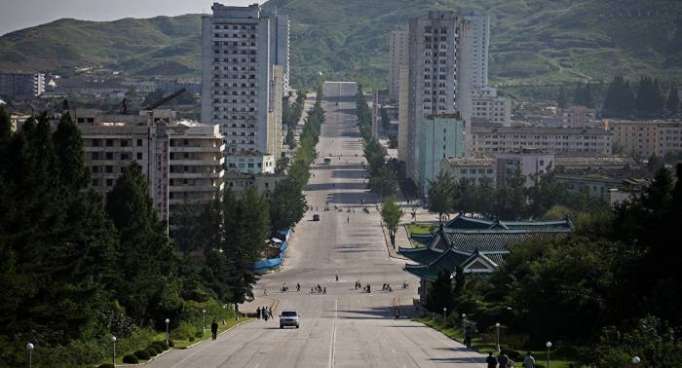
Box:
[0,72,45,100]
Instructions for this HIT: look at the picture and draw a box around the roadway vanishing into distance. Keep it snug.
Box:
[148,82,484,368]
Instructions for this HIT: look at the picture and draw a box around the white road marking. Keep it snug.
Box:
[328,297,338,368]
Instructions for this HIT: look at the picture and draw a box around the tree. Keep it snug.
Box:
[666,85,680,115]
[574,83,594,108]
[557,86,568,108]
[275,156,289,174]
[369,165,398,198]
[270,178,307,232]
[426,270,454,314]
[428,171,455,222]
[285,128,296,149]
[53,112,89,190]
[381,197,403,246]
[603,76,635,118]
[106,163,181,323]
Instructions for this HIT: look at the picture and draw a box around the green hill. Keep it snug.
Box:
[1,0,681,88]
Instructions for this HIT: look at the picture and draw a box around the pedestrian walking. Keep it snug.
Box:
[347,216,350,224]
[486,352,498,368]
[523,352,536,368]
[335,273,339,282]
[256,306,261,320]
[296,283,301,292]
[498,354,509,368]
[211,320,218,340]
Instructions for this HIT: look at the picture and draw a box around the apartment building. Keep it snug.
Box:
[201,3,286,174]
[463,13,490,91]
[607,120,682,158]
[417,113,465,194]
[439,157,496,186]
[0,72,45,99]
[496,149,555,188]
[406,11,473,183]
[471,88,511,126]
[472,124,612,155]
[398,65,409,162]
[76,109,224,226]
[388,30,409,101]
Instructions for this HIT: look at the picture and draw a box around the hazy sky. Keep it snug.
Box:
[0,0,263,36]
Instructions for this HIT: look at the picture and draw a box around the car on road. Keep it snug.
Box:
[279,310,300,329]
[312,214,320,221]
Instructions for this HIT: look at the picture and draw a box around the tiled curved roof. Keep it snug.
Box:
[445,213,573,232]
[400,247,441,265]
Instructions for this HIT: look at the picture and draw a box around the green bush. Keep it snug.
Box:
[123,354,139,364]
[134,350,150,360]
[188,336,195,342]
[151,340,168,351]
[146,347,158,356]
[195,330,204,338]
[171,321,197,341]
[97,364,115,368]
[168,339,175,347]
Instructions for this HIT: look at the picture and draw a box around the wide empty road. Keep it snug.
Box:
[148,82,483,368]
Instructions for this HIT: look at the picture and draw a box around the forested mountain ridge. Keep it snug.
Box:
[1,0,681,88]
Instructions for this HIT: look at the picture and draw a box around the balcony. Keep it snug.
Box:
[169,170,225,179]
[170,144,226,153]
[171,157,225,166]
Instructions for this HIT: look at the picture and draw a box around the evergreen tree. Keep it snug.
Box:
[106,163,181,323]
[53,112,89,190]
[666,85,680,114]
[428,171,455,222]
[0,106,10,144]
[285,128,296,149]
[603,76,635,118]
[426,270,454,314]
[269,178,307,232]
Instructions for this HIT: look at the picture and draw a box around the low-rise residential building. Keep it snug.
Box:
[225,153,276,174]
[439,157,496,186]
[471,88,511,126]
[76,109,224,226]
[472,124,612,155]
[607,120,682,158]
[224,172,285,197]
[0,72,45,99]
[417,113,465,194]
[496,149,555,187]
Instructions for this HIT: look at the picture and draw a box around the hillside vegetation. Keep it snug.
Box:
[1,0,681,88]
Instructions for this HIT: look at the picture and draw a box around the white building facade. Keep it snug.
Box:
[201,3,286,175]
[406,11,473,183]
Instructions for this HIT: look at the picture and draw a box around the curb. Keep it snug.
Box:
[183,318,254,350]
[379,220,408,260]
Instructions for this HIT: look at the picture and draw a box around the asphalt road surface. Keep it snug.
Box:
[147,81,484,368]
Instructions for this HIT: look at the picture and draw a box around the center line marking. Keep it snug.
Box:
[329,297,338,368]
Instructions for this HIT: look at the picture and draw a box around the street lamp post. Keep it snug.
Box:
[111,336,117,367]
[546,341,553,368]
[26,342,34,368]
[165,318,170,346]
[202,309,207,333]
[442,307,447,321]
[495,323,501,353]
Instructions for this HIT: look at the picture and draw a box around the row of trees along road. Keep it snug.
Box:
[0,107,239,368]
[355,86,400,199]
[174,86,325,305]
[425,165,682,368]
[353,86,405,246]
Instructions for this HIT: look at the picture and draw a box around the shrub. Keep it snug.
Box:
[97,364,115,368]
[146,347,158,356]
[188,336,195,342]
[134,350,150,360]
[195,330,204,338]
[168,339,175,348]
[151,341,168,351]
[122,354,139,364]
